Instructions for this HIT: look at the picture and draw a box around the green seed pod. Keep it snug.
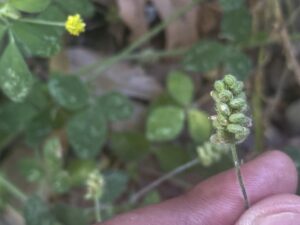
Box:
[218,90,233,103]
[197,142,230,166]
[231,81,244,95]
[217,114,228,126]
[211,74,251,144]
[214,80,225,93]
[218,103,231,116]
[224,74,237,89]
[227,124,245,134]
[229,113,249,125]
[229,98,246,110]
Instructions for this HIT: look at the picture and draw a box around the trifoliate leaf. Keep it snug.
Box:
[110,131,150,162]
[0,39,33,102]
[183,40,227,72]
[23,195,57,225]
[187,109,211,143]
[102,170,128,203]
[9,0,51,13]
[167,71,194,106]
[96,92,133,121]
[67,107,107,159]
[221,7,252,43]
[48,74,89,111]
[146,106,185,141]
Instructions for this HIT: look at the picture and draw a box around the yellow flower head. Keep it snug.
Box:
[65,14,86,36]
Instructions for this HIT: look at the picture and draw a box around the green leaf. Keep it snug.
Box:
[52,204,90,225]
[146,106,185,141]
[102,170,128,203]
[154,144,190,171]
[67,159,97,186]
[0,102,36,133]
[67,107,107,159]
[183,40,227,72]
[55,0,94,17]
[25,111,53,147]
[97,92,133,122]
[0,39,33,102]
[219,0,245,11]
[0,23,7,42]
[221,7,252,43]
[24,196,57,225]
[110,131,150,162]
[224,47,252,80]
[167,71,194,106]
[19,159,44,182]
[11,5,65,57]
[51,171,71,194]
[187,109,211,144]
[143,191,161,206]
[48,75,89,111]
[9,0,51,13]
[43,137,63,173]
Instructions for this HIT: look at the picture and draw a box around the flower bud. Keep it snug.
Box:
[229,113,250,125]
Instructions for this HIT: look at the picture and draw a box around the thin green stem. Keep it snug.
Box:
[17,18,64,27]
[129,159,199,204]
[84,0,203,82]
[76,48,187,76]
[94,198,101,222]
[0,174,27,202]
[230,144,250,209]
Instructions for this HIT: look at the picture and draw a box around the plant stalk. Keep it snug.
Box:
[94,197,101,223]
[0,174,27,202]
[230,144,250,209]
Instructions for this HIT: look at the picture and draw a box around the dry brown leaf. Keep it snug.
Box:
[151,0,199,49]
[117,0,148,42]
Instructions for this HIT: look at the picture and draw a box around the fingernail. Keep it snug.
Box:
[254,212,300,225]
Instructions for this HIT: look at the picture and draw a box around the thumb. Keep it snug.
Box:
[236,194,300,225]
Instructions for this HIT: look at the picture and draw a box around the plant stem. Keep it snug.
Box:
[130,159,199,204]
[76,48,187,76]
[84,0,203,82]
[230,144,249,209]
[18,18,64,27]
[0,174,27,202]
[94,198,101,223]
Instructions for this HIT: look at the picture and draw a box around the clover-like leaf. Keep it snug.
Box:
[67,107,107,159]
[146,106,185,141]
[48,74,89,111]
[167,71,194,106]
[0,39,33,102]
[9,0,51,13]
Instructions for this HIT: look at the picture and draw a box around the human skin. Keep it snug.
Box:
[97,150,300,225]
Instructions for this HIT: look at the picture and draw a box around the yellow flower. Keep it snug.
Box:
[65,14,86,36]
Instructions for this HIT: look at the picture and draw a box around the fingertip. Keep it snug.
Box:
[236,194,300,225]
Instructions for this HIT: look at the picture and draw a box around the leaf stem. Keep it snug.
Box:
[17,18,65,27]
[0,174,27,203]
[83,0,203,82]
[94,197,101,223]
[129,159,199,204]
[230,144,249,209]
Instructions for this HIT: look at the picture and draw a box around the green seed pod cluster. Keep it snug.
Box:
[85,170,105,200]
[210,74,251,144]
[196,142,230,167]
